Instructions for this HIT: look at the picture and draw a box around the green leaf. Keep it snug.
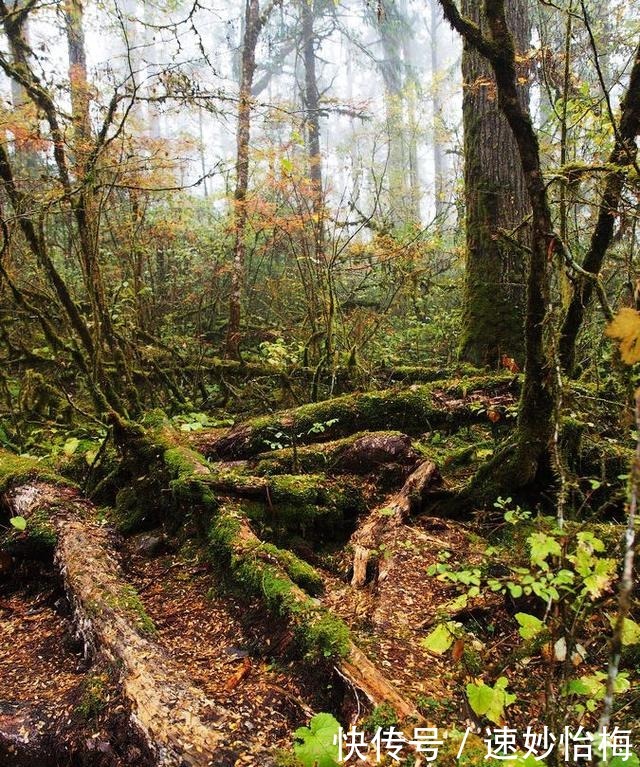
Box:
[609,615,640,646]
[294,713,341,767]
[10,516,27,531]
[515,613,544,640]
[63,437,80,455]
[421,622,458,655]
[528,532,561,569]
[466,679,515,724]
[466,682,495,717]
[609,754,639,767]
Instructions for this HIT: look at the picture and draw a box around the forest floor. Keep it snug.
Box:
[0,371,638,766]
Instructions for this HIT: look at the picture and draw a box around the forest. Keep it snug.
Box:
[0,0,638,765]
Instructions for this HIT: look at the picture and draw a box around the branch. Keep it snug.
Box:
[437,0,498,61]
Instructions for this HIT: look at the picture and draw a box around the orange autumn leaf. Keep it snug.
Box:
[605,308,640,364]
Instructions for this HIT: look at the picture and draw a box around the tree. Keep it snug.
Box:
[371,0,420,226]
[226,0,260,360]
[559,39,640,373]
[457,0,531,368]
[226,0,279,360]
[438,0,557,498]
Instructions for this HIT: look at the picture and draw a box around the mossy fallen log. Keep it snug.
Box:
[203,468,367,542]
[193,374,518,460]
[249,431,420,480]
[0,451,238,767]
[208,502,422,720]
[113,420,422,721]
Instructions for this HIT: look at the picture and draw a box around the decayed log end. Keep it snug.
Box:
[3,480,239,767]
[350,460,441,587]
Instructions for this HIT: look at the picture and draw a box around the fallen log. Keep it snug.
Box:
[350,460,441,588]
[192,373,518,460]
[114,418,423,722]
[248,431,421,480]
[0,454,238,767]
[210,502,422,721]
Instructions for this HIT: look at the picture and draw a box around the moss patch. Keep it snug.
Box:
[207,505,349,659]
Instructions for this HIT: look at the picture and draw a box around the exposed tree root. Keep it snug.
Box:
[350,460,441,587]
[0,455,239,767]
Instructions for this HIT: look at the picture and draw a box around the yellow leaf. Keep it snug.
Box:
[605,308,640,364]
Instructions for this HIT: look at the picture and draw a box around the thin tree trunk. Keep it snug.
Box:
[226,0,262,360]
[559,42,640,374]
[430,0,447,223]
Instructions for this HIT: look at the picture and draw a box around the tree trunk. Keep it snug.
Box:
[430,0,447,224]
[459,0,530,368]
[226,0,262,360]
[439,0,557,500]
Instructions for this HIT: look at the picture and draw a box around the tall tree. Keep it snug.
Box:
[430,0,447,223]
[373,0,419,225]
[439,0,557,499]
[226,0,276,359]
[458,0,530,367]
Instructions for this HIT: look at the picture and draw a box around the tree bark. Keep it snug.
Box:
[226,0,262,360]
[0,462,238,767]
[350,459,441,587]
[459,0,530,368]
[439,0,557,498]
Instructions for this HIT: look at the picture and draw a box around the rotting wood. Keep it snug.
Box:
[350,460,441,587]
[0,466,239,767]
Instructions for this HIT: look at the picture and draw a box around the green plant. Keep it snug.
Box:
[466,677,515,724]
[293,713,341,767]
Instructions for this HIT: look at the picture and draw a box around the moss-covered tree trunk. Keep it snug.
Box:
[439,0,557,502]
[459,0,530,368]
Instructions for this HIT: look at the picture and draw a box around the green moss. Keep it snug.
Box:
[113,486,149,534]
[106,584,156,636]
[207,506,348,659]
[223,374,516,457]
[76,673,108,719]
[253,431,404,475]
[141,409,171,430]
[362,703,399,732]
[0,450,63,493]
[259,543,324,595]
[164,446,209,479]
[301,612,350,659]
[271,473,324,504]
